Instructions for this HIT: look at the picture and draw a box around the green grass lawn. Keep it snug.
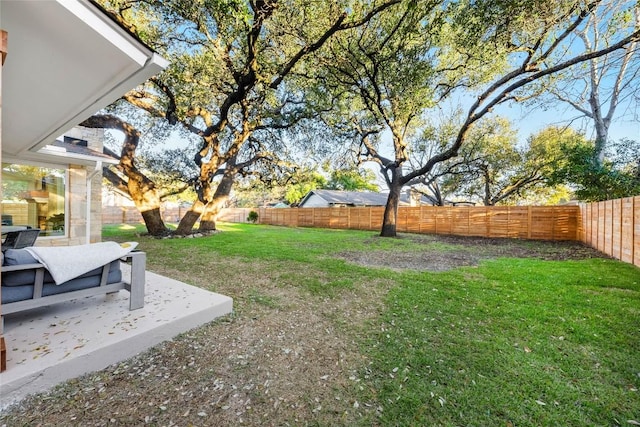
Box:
[365,258,640,426]
[102,223,640,426]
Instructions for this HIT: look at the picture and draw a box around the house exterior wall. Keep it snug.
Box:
[76,127,104,244]
[35,127,104,246]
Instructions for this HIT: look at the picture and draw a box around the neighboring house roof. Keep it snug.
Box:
[299,190,410,207]
[1,0,169,165]
[298,189,436,207]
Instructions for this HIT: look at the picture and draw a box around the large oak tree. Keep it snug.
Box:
[97,0,400,235]
[315,0,640,236]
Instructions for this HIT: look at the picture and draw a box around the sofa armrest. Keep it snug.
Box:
[121,251,146,310]
[1,263,45,272]
[1,263,46,298]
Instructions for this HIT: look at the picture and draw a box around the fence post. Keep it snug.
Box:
[583,204,592,243]
[485,207,490,238]
[579,203,584,244]
[527,206,532,239]
[634,196,637,267]
[552,206,556,240]
[610,199,614,256]
[593,203,597,249]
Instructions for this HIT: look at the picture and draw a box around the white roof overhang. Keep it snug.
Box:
[1,0,168,165]
[38,141,120,166]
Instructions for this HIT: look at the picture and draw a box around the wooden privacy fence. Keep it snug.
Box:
[103,198,640,267]
[102,206,186,224]
[104,205,579,240]
[103,206,143,224]
[103,206,255,224]
[226,205,581,241]
[580,196,640,268]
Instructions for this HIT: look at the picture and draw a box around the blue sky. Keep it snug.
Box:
[499,102,640,143]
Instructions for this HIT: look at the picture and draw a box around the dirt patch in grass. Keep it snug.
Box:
[337,234,606,271]
[0,233,607,426]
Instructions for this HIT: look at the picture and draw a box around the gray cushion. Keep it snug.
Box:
[2,249,121,287]
[1,268,123,304]
[2,249,42,286]
[3,248,38,265]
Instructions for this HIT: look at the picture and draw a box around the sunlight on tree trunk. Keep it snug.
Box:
[199,171,236,231]
[175,200,205,235]
[81,115,169,236]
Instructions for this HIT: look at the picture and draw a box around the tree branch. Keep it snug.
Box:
[269,1,401,89]
[403,25,640,185]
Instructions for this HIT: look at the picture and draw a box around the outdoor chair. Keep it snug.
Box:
[1,229,40,252]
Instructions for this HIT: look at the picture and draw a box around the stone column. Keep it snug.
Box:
[64,127,105,243]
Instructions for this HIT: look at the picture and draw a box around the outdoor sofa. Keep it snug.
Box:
[1,243,146,329]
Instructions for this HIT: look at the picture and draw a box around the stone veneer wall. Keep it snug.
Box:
[35,127,104,247]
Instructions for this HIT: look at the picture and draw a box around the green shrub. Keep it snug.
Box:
[247,210,259,223]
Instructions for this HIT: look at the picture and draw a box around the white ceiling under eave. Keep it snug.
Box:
[1,0,168,164]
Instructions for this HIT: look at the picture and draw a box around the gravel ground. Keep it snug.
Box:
[0,234,606,426]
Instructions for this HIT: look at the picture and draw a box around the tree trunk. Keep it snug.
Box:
[140,208,168,235]
[428,181,445,206]
[128,193,167,236]
[126,174,169,235]
[80,115,169,236]
[199,170,236,231]
[199,200,223,231]
[102,168,169,235]
[593,126,608,167]
[380,169,403,237]
[122,162,167,235]
[175,200,205,235]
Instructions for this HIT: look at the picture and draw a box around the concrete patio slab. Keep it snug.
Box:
[0,267,233,409]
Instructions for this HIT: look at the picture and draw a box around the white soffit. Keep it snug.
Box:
[1,0,168,161]
[37,142,120,166]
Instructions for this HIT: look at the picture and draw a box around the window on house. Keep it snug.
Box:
[1,163,67,237]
